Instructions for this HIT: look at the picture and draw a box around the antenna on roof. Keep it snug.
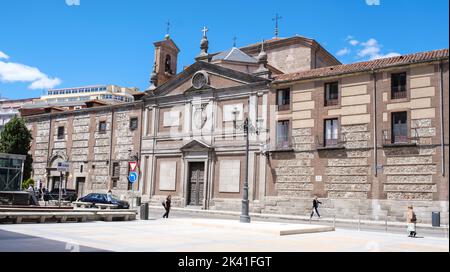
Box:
[233,35,237,47]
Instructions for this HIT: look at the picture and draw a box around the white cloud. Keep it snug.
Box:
[357,38,400,60]
[0,52,61,90]
[336,48,350,56]
[0,51,9,60]
[349,40,359,46]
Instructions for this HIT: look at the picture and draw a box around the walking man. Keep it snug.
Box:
[162,195,172,218]
[310,196,322,219]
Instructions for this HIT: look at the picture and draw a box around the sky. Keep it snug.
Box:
[0,0,448,100]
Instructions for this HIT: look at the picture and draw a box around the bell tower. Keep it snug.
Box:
[153,34,180,87]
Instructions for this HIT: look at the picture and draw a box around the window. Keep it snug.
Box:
[165,54,172,74]
[391,112,408,143]
[57,126,65,140]
[325,82,339,106]
[276,120,290,149]
[80,165,84,173]
[391,72,407,99]
[99,121,107,133]
[324,119,339,147]
[130,117,138,131]
[276,88,291,111]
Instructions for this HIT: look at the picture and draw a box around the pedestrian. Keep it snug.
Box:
[107,190,113,202]
[407,205,417,237]
[162,195,172,218]
[43,187,50,206]
[310,196,322,219]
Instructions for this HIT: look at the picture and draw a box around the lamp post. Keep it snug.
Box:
[236,117,260,223]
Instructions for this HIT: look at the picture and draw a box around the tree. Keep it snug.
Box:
[0,116,33,181]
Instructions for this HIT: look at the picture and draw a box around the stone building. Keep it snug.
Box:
[23,32,449,223]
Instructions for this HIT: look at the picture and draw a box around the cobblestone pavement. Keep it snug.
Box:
[0,218,448,252]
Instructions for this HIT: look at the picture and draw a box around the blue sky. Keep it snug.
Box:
[0,0,448,100]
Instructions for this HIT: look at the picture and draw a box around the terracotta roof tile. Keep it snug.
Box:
[274,49,449,83]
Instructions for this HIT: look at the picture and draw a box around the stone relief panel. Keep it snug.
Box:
[219,160,241,193]
[159,161,177,191]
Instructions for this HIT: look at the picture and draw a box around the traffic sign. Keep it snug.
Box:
[128,172,138,184]
[129,162,138,172]
[57,162,70,172]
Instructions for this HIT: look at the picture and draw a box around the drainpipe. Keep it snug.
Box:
[108,108,115,190]
[138,101,145,193]
[439,61,445,177]
[372,69,378,177]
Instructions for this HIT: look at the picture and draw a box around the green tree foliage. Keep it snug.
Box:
[0,116,34,181]
[22,178,35,190]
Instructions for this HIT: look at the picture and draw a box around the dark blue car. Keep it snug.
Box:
[78,193,130,209]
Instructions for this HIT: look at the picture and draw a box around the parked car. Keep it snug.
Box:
[45,189,78,202]
[77,193,130,209]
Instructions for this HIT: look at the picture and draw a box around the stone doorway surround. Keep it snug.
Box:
[180,139,214,209]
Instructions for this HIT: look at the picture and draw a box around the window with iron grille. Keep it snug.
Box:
[99,121,107,133]
[276,120,290,148]
[112,162,120,178]
[325,82,339,106]
[391,112,408,143]
[57,126,65,140]
[276,88,291,111]
[391,72,407,99]
[324,119,339,147]
[130,117,139,131]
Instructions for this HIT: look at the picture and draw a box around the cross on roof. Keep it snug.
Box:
[202,26,209,37]
[233,36,237,47]
[272,13,283,37]
[166,20,171,35]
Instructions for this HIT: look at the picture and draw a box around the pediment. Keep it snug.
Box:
[151,61,269,97]
[180,139,213,151]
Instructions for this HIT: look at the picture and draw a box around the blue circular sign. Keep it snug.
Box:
[128,172,138,184]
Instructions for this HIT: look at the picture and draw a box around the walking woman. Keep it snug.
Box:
[407,205,417,237]
[162,195,172,218]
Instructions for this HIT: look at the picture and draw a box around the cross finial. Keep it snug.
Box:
[166,20,171,35]
[202,26,208,37]
[272,13,283,38]
[233,35,237,47]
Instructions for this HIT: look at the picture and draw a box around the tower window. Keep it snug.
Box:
[57,126,65,140]
[165,54,172,74]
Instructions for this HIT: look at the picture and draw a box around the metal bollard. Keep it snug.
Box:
[358,217,361,231]
[446,224,449,239]
[333,216,336,229]
[385,218,388,232]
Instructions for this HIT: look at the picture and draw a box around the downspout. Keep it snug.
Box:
[372,69,378,177]
[108,108,115,190]
[138,101,145,193]
[439,61,445,177]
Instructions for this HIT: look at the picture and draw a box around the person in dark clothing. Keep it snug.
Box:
[310,196,322,219]
[162,195,172,218]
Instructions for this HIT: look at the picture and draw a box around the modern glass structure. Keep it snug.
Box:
[0,153,26,191]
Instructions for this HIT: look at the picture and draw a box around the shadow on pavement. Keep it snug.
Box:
[0,229,108,252]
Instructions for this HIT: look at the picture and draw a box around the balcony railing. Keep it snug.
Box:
[391,84,407,99]
[275,140,292,150]
[277,104,290,111]
[315,136,345,150]
[382,129,418,146]
[325,99,339,107]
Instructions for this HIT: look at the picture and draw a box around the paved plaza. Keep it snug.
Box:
[0,218,448,252]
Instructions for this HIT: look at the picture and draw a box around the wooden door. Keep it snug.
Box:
[188,162,205,206]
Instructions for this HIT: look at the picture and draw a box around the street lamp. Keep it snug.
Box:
[235,117,261,223]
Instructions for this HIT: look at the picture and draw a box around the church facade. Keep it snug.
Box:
[23,32,449,223]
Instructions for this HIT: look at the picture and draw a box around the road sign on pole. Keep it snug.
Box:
[129,162,138,172]
[128,172,138,184]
